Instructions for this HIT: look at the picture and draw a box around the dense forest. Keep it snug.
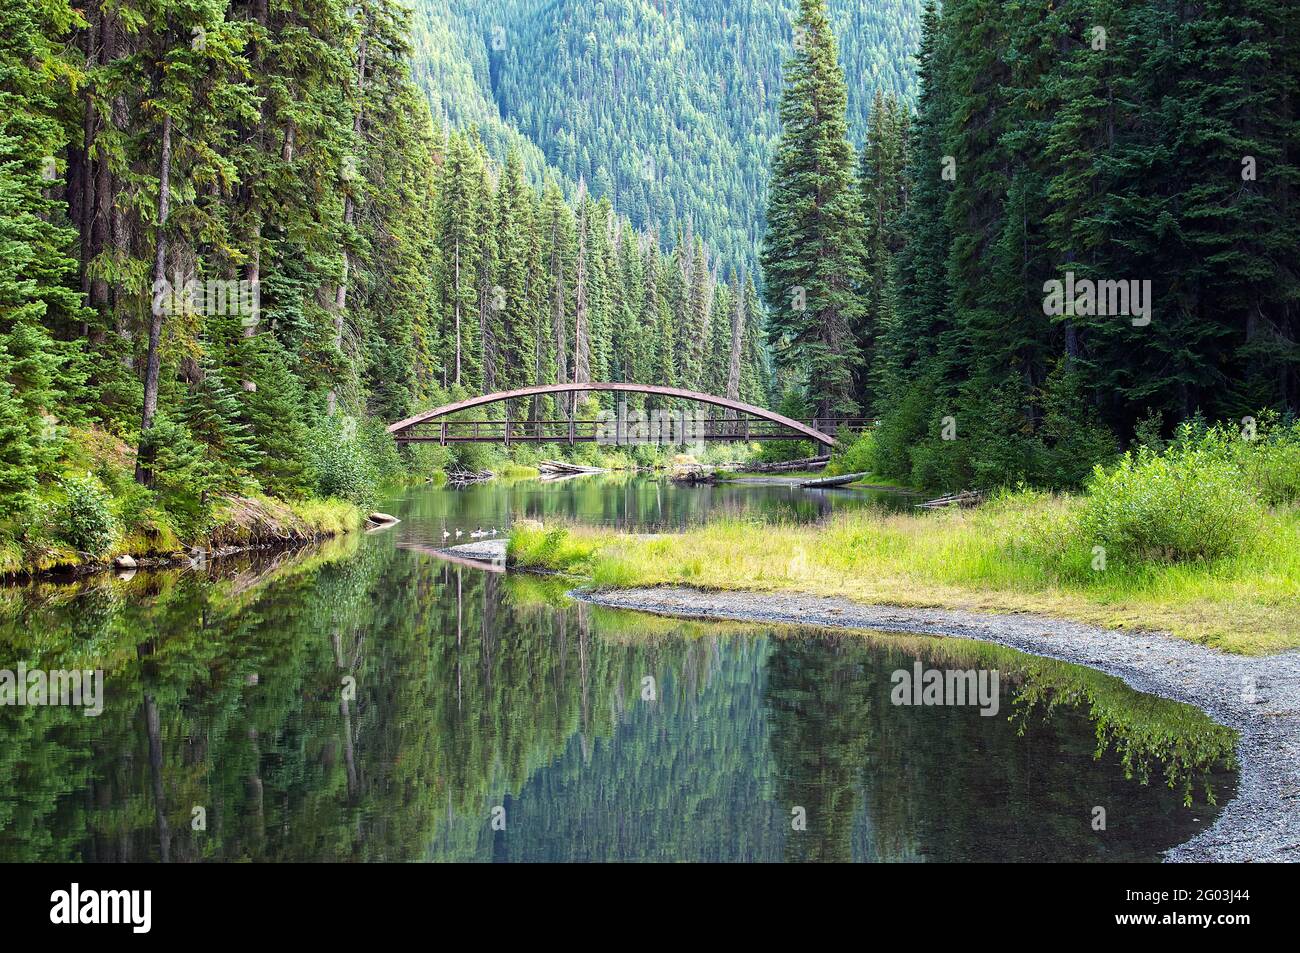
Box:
[3,0,1298,568]
[409,0,923,275]
[764,0,1299,489]
[0,0,771,567]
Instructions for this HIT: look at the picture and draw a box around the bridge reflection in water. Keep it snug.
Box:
[387,382,866,448]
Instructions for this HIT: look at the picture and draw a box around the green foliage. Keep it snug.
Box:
[825,430,876,477]
[56,474,117,554]
[507,524,597,574]
[307,419,377,506]
[1079,430,1261,564]
[411,0,922,276]
[1234,417,1300,507]
[0,348,36,516]
[872,0,1300,491]
[179,356,260,488]
[756,387,815,462]
[238,336,310,497]
[761,0,867,418]
[139,412,215,540]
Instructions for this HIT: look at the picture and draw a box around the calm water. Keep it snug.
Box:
[0,476,1236,862]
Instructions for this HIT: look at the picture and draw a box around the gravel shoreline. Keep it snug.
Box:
[572,585,1300,863]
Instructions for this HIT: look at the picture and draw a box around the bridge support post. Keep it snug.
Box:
[440,421,446,447]
[616,397,627,446]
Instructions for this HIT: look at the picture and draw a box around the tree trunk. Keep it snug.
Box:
[136,110,172,485]
[329,28,368,412]
[573,204,591,387]
[550,218,569,415]
[454,239,463,385]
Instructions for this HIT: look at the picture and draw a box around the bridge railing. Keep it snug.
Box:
[393,415,873,445]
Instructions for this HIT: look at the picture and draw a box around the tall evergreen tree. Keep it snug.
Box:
[761,0,866,419]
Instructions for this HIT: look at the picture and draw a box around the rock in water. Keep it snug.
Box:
[367,512,401,525]
[113,554,137,569]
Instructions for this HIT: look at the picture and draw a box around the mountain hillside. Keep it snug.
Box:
[410,0,924,273]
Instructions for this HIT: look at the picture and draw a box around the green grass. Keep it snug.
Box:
[508,491,1300,655]
[0,484,363,577]
[847,475,911,489]
[507,525,602,573]
[495,463,542,479]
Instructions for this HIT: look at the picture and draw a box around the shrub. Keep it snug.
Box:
[403,440,454,478]
[1233,418,1300,506]
[448,441,495,474]
[1078,438,1259,563]
[57,474,117,554]
[507,525,597,572]
[825,430,875,477]
[307,420,375,504]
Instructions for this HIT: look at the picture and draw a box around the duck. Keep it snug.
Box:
[442,529,451,539]
[454,528,463,538]
[470,526,485,538]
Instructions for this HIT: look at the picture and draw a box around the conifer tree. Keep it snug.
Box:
[761,0,866,419]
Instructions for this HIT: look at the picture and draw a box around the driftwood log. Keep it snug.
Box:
[537,460,606,475]
[798,470,870,488]
[446,468,494,485]
[670,466,721,485]
[916,490,985,509]
[741,455,830,474]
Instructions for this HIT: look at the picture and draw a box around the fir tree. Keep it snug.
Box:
[760,0,866,419]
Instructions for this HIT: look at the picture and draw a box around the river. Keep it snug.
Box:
[0,474,1237,862]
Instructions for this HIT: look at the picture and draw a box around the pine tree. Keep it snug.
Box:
[856,90,909,412]
[0,344,37,514]
[494,148,534,395]
[760,0,866,419]
[181,353,261,485]
[435,130,485,389]
[238,334,309,497]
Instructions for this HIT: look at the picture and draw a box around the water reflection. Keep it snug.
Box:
[393,472,915,538]
[0,531,1235,863]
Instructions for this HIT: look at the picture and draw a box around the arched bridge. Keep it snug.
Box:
[387,383,862,449]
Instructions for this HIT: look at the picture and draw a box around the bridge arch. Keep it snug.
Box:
[387,382,839,448]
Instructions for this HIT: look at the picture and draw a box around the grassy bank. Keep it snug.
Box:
[1,489,362,577]
[0,424,365,577]
[508,497,1300,655]
[510,424,1300,655]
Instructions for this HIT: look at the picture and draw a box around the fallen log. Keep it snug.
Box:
[798,470,870,488]
[916,489,985,509]
[446,468,494,485]
[740,455,830,474]
[538,459,607,474]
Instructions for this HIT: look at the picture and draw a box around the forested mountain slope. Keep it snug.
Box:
[409,0,924,273]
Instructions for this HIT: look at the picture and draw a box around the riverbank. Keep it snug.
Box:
[0,492,362,580]
[506,491,1300,655]
[570,586,1300,863]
